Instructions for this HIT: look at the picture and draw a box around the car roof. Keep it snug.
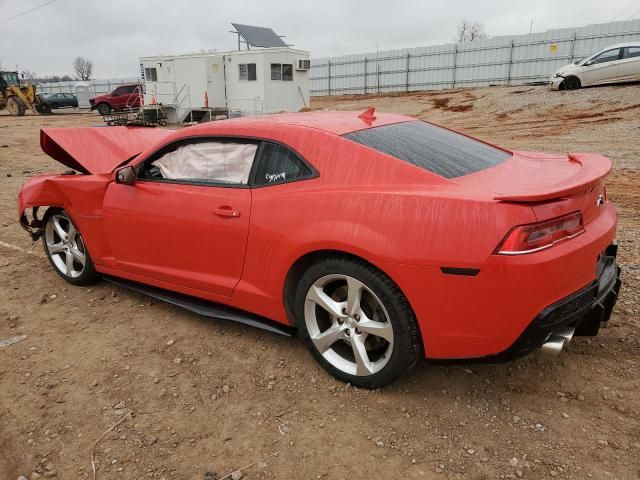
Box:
[597,42,640,50]
[191,110,415,136]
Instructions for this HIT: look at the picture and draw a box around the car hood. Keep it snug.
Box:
[40,126,173,174]
[554,62,582,76]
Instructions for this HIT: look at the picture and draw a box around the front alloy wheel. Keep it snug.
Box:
[43,209,100,285]
[296,256,421,388]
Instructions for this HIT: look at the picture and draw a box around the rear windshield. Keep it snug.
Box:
[343,121,511,179]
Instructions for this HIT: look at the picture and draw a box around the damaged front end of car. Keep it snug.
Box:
[17,173,75,241]
[20,206,46,241]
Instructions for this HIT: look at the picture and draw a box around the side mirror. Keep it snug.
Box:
[585,60,594,66]
[115,166,136,185]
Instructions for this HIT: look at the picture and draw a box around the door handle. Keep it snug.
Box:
[213,207,240,218]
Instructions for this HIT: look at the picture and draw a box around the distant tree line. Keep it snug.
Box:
[21,71,77,83]
[5,56,94,84]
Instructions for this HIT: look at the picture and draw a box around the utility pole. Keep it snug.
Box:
[529,21,534,34]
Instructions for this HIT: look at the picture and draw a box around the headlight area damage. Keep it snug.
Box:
[18,126,173,240]
[19,179,68,241]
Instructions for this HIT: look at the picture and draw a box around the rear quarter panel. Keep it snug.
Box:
[235,129,536,327]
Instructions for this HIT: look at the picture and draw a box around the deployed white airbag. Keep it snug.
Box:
[152,142,257,184]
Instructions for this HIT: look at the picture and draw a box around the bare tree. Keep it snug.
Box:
[456,20,487,42]
[21,70,36,84]
[73,56,93,81]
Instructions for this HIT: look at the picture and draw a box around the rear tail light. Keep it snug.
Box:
[496,211,584,255]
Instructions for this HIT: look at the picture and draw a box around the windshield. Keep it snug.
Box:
[0,72,20,86]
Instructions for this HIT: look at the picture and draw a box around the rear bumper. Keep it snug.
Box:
[381,203,618,359]
[489,242,621,361]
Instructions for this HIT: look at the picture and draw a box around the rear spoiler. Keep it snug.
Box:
[495,153,612,202]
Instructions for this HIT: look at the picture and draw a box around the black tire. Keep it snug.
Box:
[294,255,422,388]
[563,76,581,90]
[36,102,52,115]
[41,208,101,286]
[97,103,111,115]
[6,96,26,116]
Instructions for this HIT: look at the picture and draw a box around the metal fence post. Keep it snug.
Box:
[406,53,411,92]
[363,57,368,94]
[569,33,577,62]
[506,40,515,85]
[327,60,331,96]
[452,45,458,88]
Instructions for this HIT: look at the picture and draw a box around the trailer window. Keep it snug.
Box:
[282,64,293,81]
[271,64,293,81]
[271,64,282,81]
[144,68,157,81]
[344,121,511,179]
[239,63,257,81]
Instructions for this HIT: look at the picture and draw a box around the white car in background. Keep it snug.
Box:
[549,42,640,90]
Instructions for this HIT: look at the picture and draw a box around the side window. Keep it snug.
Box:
[239,63,257,81]
[624,47,640,59]
[124,85,139,94]
[282,64,293,81]
[270,64,293,81]
[144,68,158,81]
[591,48,621,64]
[253,142,312,186]
[140,140,258,186]
[112,87,125,96]
[271,63,282,81]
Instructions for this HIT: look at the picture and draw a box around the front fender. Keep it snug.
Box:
[17,175,72,239]
[17,174,112,260]
[17,175,72,218]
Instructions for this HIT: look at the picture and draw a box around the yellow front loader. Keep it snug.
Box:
[0,71,51,116]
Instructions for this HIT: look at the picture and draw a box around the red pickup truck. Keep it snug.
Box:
[89,84,141,115]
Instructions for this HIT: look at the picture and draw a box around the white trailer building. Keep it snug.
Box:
[139,47,310,123]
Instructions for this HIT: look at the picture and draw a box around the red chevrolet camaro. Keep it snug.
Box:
[17,109,621,387]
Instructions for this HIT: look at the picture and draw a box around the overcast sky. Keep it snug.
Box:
[1,0,639,78]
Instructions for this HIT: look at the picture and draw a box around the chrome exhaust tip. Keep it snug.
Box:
[555,327,575,346]
[540,335,565,357]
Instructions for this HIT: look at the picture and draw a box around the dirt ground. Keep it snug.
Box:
[0,85,639,480]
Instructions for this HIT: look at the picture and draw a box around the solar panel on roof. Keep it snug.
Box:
[231,23,288,48]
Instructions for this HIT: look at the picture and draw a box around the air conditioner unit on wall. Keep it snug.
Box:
[296,59,311,71]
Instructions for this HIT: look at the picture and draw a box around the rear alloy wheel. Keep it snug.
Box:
[563,76,581,90]
[295,257,421,388]
[43,209,100,286]
[97,103,111,115]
